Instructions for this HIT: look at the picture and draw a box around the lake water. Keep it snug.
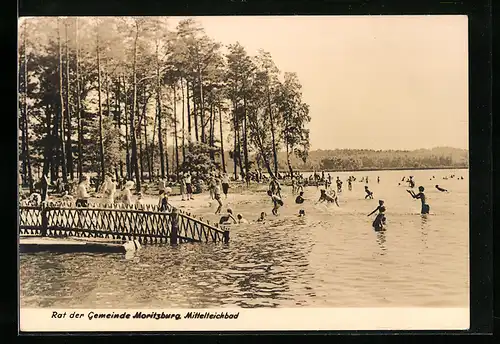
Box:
[19,169,469,308]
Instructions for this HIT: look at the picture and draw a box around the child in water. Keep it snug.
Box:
[267,190,283,216]
[368,200,386,230]
[364,185,374,199]
[317,189,339,207]
[407,186,430,214]
[237,214,249,224]
[295,191,305,204]
[257,212,266,222]
[298,209,306,217]
[435,185,448,192]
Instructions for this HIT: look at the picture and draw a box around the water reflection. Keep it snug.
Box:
[375,230,387,254]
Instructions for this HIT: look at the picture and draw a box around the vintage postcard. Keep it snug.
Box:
[18,15,469,332]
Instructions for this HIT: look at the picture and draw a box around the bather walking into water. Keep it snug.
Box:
[214,179,223,214]
[317,189,339,207]
[407,186,430,214]
[295,191,305,204]
[267,190,284,216]
[364,185,374,199]
[368,199,387,230]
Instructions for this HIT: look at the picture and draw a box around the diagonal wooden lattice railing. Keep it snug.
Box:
[18,201,229,245]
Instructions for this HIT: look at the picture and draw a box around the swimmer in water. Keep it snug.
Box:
[295,191,305,204]
[435,185,448,192]
[377,176,380,184]
[368,199,386,230]
[267,190,283,216]
[219,208,237,225]
[257,212,267,222]
[237,214,249,224]
[407,186,430,214]
[364,185,374,199]
[213,178,223,214]
[317,189,339,206]
[348,178,352,191]
[298,209,306,217]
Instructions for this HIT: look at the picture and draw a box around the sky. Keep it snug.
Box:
[169,15,469,151]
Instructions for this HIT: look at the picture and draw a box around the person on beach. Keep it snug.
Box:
[267,190,283,216]
[365,176,369,184]
[368,199,387,230]
[158,187,171,212]
[408,176,415,188]
[298,209,306,217]
[295,191,305,204]
[135,192,144,210]
[257,212,267,222]
[435,185,448,192]
[348,178,352,191]
[407,186,430,215]
[317,189,339,206]
[76,176,90,207]
[121,180,134,205]
[364,185,374,199]
[40,173,49,202]
[237,214,249,224]
[61,191,74,202]
[180,175,186,201]
[102,175,116,204]
[336,177,343,193]
[214,179,223,214]
[29,192,42,206]
[219,208,237,225]
[185,172,193,200]
[377,176,380,184]
[221,172,230,199]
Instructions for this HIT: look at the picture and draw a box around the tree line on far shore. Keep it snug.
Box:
[18,17,310,192]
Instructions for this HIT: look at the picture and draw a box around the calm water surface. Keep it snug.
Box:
[20,169,469,308]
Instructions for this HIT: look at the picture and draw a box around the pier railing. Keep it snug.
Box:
[18,201,229,245]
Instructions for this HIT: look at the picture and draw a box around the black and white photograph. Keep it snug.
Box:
[18,15,469,331]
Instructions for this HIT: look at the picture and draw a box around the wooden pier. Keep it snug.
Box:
[19,236,141,254]
[18,202,229,246]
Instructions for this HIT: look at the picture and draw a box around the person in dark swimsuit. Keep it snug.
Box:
[364,185,373,199]
[298,209,306,217]
[295,191,305,204]
[407,186,430,214]
[368,199,386,230]
[435,185,448,192]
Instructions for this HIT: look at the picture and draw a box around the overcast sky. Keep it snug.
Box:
[169,15,468,151]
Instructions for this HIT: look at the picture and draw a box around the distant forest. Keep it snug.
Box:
[266,147,468,172]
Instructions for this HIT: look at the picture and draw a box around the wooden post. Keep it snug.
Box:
[41,203,48,237]
[223,228,230,244]
[170,207,178,245]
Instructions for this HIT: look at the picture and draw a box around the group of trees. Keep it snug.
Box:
[18,17,311,192]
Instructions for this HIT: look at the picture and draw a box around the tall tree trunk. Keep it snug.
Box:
[137,95,144,183]
[116,78,124,178]
[64,21,74,180]
[58,22,68,183]
[130,22,141,192]
[198,67,205,143]
[218,103,226,173]
[123,75,131,180]
[156,43,165,178]
[42,106,52,177]
[237,127,244,179]
[232,100,238,180]
[142,90,152,182]
[193,89,199,142]
[173,83,179,180]
[209,102,215,162]
[75,18,84,180]
[22,22,33,192]
[267,83,278,176]
[96,28,106,182]
[181,78,186,163]
[243,95,250,182]
[186,80,191,144]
